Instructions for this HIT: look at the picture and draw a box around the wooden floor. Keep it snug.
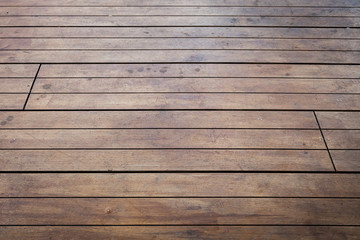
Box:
[0,0,360,239]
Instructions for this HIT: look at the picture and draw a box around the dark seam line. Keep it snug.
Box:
[4,109,360,112]
[0,171,358,174]
[313,111,337,171]
[1,197,359,199]
[1,26,359,29]
[0,224,360,227]
[22,64,41,110]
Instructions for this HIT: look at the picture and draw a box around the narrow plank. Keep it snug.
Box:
[1,226,360,240]
[1,16,358,27]
[0,64,38,77]
[26,93,360,110]
[331,150,360,172]
[32,78,360,93]
[0,129,325,149]
[37,64,360,79]
[323,130,360,149]
[0,111,319,128]
[0,78,33,93]
[2,27,358,39]
[2,7,359,17]
[3,39,359,51]
[0,150,332,171]
[0,94,27,110]
[2,173,357,197]
[0,0,358,7]
[1,198,358,225]
[316,112,360,129]
[2,50,359,64]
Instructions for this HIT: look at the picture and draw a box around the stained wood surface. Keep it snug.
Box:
[0,0,359,237]
[1,226,360,240]
[1,173,357,197]
[0,129,325,149]
[26,93,360,110]
[0,111,318,128]
[0,150,332,171]
[1,198,359,225]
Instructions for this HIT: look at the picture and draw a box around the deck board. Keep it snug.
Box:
[0,0,359,238]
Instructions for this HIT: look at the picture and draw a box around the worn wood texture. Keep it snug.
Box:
[316,112,360,129]
[0,111,318,128]
[1,226,360,240]
[0,94,28,110]
[1,173,357,197]
[331,150,360,172]
[0,129,325,149]
[0,150,332,171]
[1,198,359,225]
[26,93,360,110]
[323,130,360,149]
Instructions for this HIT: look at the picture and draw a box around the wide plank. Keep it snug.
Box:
[3,39,359,51]
[0,64,38,77]
[1,198,359,225]
[323,130,360,149]
[26,93,360,110]
[331,150,360,172]
[2,173,357,197]
[0,78,33,93]
[1,226,359,240]
[32,78,360,93]
[0,129,325,149]
[2,27,358,38]
[1,50,358,64]
[2,7,359,16]
[38,64,360,78]
[0,150,332,171]
[1,16,358,27]
[0,94,27,110]
[0,111,318,128]
[0,0,358,7]
[316,112,360,129]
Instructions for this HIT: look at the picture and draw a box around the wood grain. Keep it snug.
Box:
[0,0,358,7]
[323,130,360,149]
[0,94,27,110]
[316,112,360,129]
[1,173,357,197]
[0,64,38,77]
[32,78,360,93]
[1,198,359,225]
[26,93,360,110]
[3,39,359,50]
[2,27,358,38]
[0,111,318,128]
[0,129,325,149]
[331,150,360,172]
[1,16,358,27]
[0,150,332,171]
[37,64,360,78]
[1,226,359,240]
[0,78,33,93]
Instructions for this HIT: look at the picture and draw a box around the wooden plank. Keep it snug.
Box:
[32,78,360,94]
[37,64,360,78]
[0,150,332,171]
[2,27,358,39]
[2,7,359,16]
[0,64,38,77]
[2,173,358,197]
[0,129,325,149]
[0,94,27,110]
[316,112,360,129]
[0,111,319,128]
[331,150,360,172]
[1,50,359,64]
[0,78,33,93]
[1,226,360,240]
[1,16,358,27]
[323,130,360,149]
[3,39,359,51]
[26,93,360,110]
[0,0,358,7]
[1,198,359,225]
